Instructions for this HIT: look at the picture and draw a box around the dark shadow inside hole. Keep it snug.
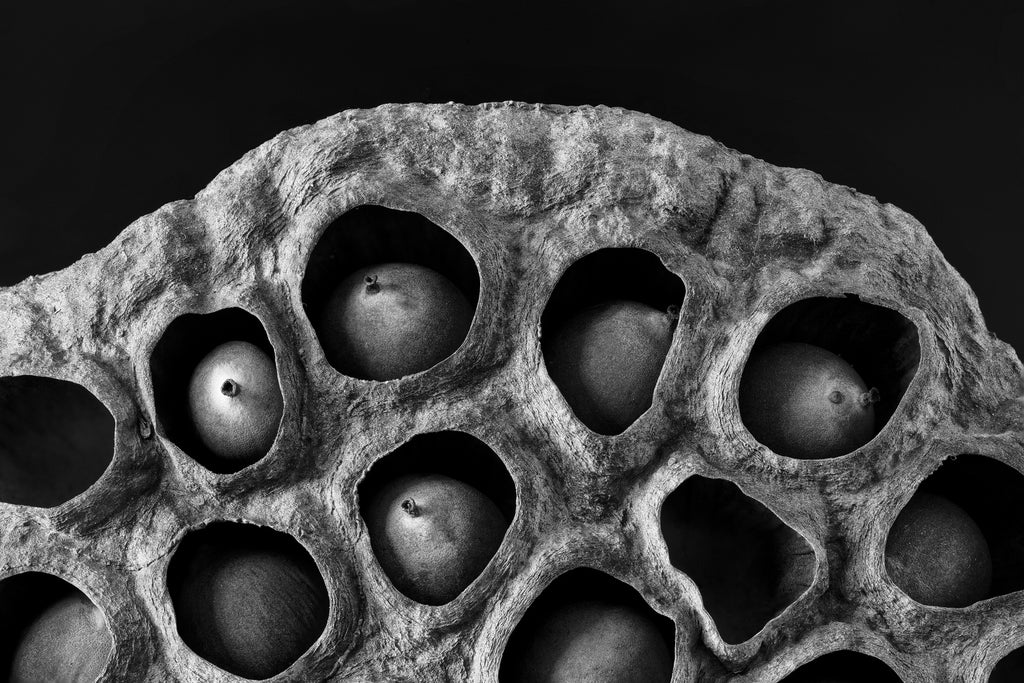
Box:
[915,454,1024,597]
[540,248,685,333]
[499,568,675,682]
[0,376,115,507]
[990,644,1024,682]
[167,522,329,680]
[149,307,279,474]
[660,476,814,644]
[302,204,480,321]
[0,572,111,679]
[749,295,920,430]
[540,248,685,435]
[781,650,903,682]
[358,431,516,522]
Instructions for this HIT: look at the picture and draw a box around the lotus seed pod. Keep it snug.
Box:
[365,474,507,605]
[319,262,473,380]
[1,103,1022,680]
[884,492,992,608]
[169,536,329,679]
[739,342,878,459]
[545,300,677,434]
[505,600,673,682]
[187,340,283,462]
[10,593,112,683]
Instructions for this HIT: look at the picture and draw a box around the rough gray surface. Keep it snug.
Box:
[0,102,1022,681]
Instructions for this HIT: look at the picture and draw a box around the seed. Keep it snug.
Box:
[739,342,878,459]
[885,492,992,608]
[365,474,507,605]
[10,592,112,683]
[319,263,473,380]
[545,300,677,434]
[505,600,673,682]
[187,340,283,463]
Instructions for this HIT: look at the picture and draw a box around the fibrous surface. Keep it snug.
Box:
[1,102,1022,681]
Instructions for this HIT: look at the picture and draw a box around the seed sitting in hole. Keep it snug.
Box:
[319,262,473,380]
[10,592,113,683]
[885,492,992,608]
[508,600,673,682]
[187,340,283,462]
[738,342,879,459]
[172,539,329,679]
[365,474,507,605]
[545,300,679,434]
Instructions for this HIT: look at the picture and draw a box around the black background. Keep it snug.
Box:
[1,0,1021,352]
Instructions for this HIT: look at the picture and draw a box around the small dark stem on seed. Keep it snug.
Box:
[828,390,844,404]
[364,274,381,294]
[858,387,881,406]
[401,498,420,517]
[666,304,680,329]
[221,379,240,397]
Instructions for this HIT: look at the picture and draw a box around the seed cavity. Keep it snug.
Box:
[221,379,240,397]
[401,498,420,517]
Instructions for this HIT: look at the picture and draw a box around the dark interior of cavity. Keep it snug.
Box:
[498,568,675,681]
[167,522,329,679]
[358,430,516,522]
[301,204,480,324]
[912,454,1024,597]
[990,644,1024,682]
[0,376,115,507]
[0,573,108,676]
[748,294,920,431]
[660,476,814,644]
[781,650,903,682]
[149,307,279,474]
[540,247,685,335]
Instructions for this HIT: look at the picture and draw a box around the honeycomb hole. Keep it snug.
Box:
[498,568,675,682]
[990,644,1024,682]
[0,375,115,507]
[167,522,330,680]
[660,476,815,644]
[885,454,1024,606]
[302,204,480,380]
[358,431,515,605]
[149,307,282,474]
[781,650,903,682]
[739,294,920,459]
[0,572,113,681]
[540,247,685,435]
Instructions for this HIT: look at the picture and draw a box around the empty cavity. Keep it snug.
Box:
[781,650,902,682]
[660,476,814,643]
[0,376,114,507]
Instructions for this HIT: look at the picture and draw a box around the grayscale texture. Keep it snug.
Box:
[0,102,1021,681]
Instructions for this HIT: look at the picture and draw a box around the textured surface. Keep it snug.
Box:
[0,102,1022,681]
